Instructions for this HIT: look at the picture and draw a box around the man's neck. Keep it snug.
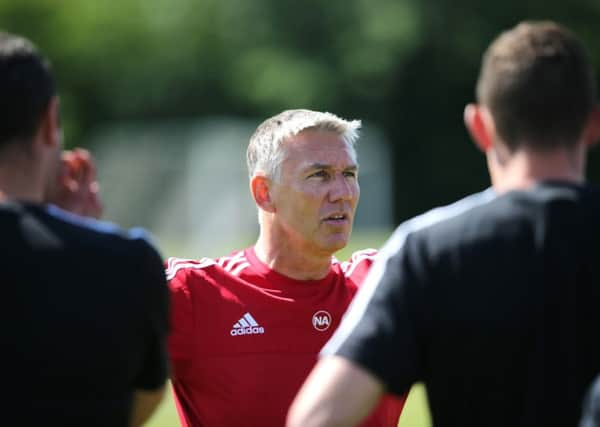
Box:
[254,234,333,281]
[489,144,585,194]
[0,145,46,203]
[0,170,44,203]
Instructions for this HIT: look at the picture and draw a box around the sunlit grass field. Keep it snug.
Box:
[147,229,432,427]
[145,382,431,427]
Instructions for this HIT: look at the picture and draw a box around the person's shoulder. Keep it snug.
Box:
[379,188,498,257]
[1,202,135,249]
[38,205,166,291]
[476,182,600,231]
[515,181,600,208]
[336,248,378,277]
[405,183,600,255]
[165,248,247,284]
[165,256,218,284]
[3,202,165,281]
[43,204,161,254]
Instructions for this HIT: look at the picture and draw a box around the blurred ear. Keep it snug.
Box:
[464,103,494,152]
[38,96,61,149]
[582,105,600,147]
[250,174,275,213]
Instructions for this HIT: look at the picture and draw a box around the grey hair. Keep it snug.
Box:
[246,109,361,180]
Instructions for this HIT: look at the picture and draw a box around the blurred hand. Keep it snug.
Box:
[48,148,104,219]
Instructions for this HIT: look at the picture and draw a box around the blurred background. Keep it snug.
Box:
[3,0,600,257]
[3,0,598,425]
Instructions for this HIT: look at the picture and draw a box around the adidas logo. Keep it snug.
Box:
[230,312,265,336]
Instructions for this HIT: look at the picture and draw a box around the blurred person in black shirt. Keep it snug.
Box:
[288,20,600,427]
[0,31,169,427]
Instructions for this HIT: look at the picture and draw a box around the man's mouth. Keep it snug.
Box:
[323,213,349,223]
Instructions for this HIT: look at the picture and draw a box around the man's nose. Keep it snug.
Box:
[328,174,357,202]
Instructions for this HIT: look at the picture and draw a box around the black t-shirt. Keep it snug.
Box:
[324,182,600,427]
[0,202,169,427]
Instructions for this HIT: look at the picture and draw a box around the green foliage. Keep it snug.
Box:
[1,0,599,222]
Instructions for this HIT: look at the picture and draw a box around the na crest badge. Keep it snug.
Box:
[312,310,332,331]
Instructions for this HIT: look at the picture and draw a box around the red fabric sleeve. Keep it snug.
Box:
[167,269,194,361]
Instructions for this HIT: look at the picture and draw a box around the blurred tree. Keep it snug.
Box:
[1,0,598,223]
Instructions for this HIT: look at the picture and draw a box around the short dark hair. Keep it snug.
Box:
[476,21,597,151]
[0,32,56,148]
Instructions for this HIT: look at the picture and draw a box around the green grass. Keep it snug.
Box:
[144,386,177,427]
[146,229,433,426]
[144,382,431,426]
[398,384,432,427]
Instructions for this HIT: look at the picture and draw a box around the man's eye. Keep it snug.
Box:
[309,170,329,179]
[343,171,357,178]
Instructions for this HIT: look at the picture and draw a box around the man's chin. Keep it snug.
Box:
[321,235,350,254]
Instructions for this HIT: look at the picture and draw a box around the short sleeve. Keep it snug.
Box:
[322,234,427,397]
[341,248,378,287]
[166,266,194,362]
[132,240,170,390]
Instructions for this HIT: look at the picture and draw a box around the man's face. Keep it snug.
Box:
[269,129,360,257]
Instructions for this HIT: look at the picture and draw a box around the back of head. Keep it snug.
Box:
[246,109,361,180]
[476,21,597,151]
[0,32,55,151]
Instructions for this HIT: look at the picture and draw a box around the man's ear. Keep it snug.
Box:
[250,174,275,213]
[38,96,61,149]
[464,103,494,152]
[582,105,600,147]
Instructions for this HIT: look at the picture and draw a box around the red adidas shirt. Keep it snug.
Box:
[167,247,405,427]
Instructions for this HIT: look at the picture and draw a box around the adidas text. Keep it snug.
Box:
[230,326,265,336]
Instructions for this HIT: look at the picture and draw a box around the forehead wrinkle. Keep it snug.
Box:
[280,134,359,175]
[302,162,359,172]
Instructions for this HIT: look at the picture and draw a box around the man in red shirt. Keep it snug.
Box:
[166,109,405,426]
